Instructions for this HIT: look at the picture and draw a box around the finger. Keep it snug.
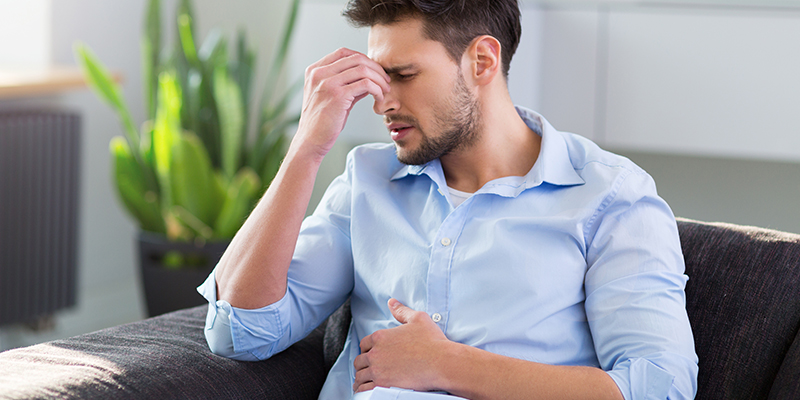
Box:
[316,59,391,99]
[354,381,376,393]
[326,65,391,99]
[388,298,415,324]
[359,333,374,353]
[353,363,372,390]
[353,353,369,371]
[353,368,374,392]
[306,47,362,75]
[319,52,391,87]
[333,52,391,83]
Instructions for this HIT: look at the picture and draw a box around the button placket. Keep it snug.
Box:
[426,176,474,333]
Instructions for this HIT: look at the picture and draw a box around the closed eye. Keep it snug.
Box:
[395,73,416,81]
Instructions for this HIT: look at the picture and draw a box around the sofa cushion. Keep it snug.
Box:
[323,298,352,371]
[677,218,800,400]
[0,305,327,400]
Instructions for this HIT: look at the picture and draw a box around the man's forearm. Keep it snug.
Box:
[213,47,391,310]
[439,343,624,400]
[214,141,323,309]
[355,300,625,399]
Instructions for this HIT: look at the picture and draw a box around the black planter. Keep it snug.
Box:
[137,232,229,317]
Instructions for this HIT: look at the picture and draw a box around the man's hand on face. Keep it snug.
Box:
[294,47,391,161]
[353,299,453,393]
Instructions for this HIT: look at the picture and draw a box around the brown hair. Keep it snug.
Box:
[343,0,521,79]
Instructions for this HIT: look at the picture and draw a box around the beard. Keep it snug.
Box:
[389,71,482,166]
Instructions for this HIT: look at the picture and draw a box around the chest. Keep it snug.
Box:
[349,179,594,313]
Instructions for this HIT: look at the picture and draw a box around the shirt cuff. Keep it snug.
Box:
[196,267,292,360]
[607,358,676,400]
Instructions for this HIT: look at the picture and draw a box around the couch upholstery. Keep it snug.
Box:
[0,218,798,399]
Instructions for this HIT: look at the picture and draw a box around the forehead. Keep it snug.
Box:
[367,17,454,70]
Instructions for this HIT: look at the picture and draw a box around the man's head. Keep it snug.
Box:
[343,0,522,80]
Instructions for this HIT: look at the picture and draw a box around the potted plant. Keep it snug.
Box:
[75,0,301,316]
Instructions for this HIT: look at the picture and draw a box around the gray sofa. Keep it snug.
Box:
[1,218,798,399]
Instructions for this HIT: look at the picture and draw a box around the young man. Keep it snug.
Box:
[198,0,698,399]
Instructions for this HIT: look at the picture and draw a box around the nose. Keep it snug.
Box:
[373,85,399,115]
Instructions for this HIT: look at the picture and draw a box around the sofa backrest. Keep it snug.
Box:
[678,218,800,400]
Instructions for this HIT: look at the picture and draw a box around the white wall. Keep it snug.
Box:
[0,0,293,350]
[533,2,800,162]
[0,0,51,69]
[526,0,800,233]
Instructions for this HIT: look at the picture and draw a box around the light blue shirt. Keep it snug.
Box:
[198,107,698,400]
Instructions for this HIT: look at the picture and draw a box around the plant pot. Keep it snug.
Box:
[137,232,229,317]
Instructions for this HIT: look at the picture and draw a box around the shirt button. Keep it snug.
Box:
[441,237,451,246]
[431,313,442,322]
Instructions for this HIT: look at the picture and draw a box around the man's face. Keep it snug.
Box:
[368,18,481,166]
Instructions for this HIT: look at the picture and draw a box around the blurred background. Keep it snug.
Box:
[1,0,799,351]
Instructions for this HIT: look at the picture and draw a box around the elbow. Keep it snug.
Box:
[205,326,261,362]
[203,305,262,361]
[608,355,697,400]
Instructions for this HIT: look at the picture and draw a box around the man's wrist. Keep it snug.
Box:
[434,340,480,395]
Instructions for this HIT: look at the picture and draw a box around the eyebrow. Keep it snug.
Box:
[383,64,417,75]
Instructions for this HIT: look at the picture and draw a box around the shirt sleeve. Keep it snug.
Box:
[197,152,358,361]
[584,169,699,400]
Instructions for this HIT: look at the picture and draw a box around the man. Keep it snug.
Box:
[198,0,698,399]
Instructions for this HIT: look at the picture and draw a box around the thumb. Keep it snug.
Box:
[388,298,414,324]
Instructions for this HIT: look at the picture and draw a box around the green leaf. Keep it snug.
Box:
[74,43,139,150]
[77,42,160,196]
[260,78,302,129]
[153,71,183,207]
[171,205,214,240]
[234,29,255,129]
[198,28,226,68]
[213,66,245,182]
[194,73,222,169]
[139,120,157,174]
[142,0,161,120]
[259,0,300,112]
[110,137,165,233]
[176,0,196,36]
[182,69,202,136]
[214,168,260,239]
[169,133,225,230]
[250,112,297,176]
[178,13,200,68]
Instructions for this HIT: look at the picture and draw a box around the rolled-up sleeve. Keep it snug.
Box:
[197,151,358,361]
[197,269,293,360]
[585,170,699,400]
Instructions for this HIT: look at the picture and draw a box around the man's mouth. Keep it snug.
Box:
[388,123,414,141]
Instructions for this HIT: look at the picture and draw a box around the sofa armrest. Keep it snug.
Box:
[0,305,328,400]
[678,218,800,399]
[769,330,800,400]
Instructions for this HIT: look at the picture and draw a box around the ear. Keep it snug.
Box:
[465,35,501,85]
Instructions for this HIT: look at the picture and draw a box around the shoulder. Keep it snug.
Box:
[561,132,647,182]
[518,107,649,190]
[344,142,405,179]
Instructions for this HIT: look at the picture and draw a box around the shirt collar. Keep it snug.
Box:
[390,107,585,190]
[391,158,442,184]
[516,106,585,188]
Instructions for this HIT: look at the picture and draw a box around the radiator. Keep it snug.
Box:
[0,111,80,326]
